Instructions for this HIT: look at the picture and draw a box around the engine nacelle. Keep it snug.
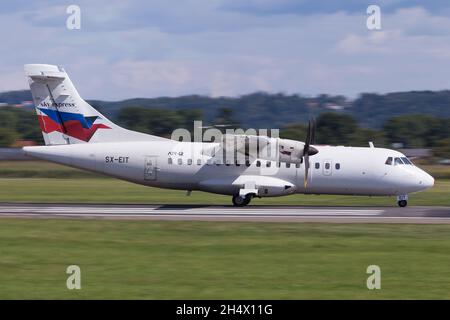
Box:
[221,134,306,164]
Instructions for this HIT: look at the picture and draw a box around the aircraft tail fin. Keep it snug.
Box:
[24,64,166,145]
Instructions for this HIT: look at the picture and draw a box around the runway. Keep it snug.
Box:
[0,204,449,223]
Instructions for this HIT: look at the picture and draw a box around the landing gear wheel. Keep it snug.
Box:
[398,200,407,207]
[232,194,252,207]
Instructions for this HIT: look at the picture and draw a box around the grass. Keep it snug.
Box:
[1,219,450,299]
[0,160,448,299]
[0,161,103,179]
[0,177,448,206]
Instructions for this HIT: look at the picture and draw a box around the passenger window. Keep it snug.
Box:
[286,163,291,168]
[178,158,182,165]
[315,162,320,169]
[325,163,330,170]
[394,157,403,165]
[401,157,412,165]
[256,161,261,167]
[335,163,340,170]
[168,158,172,165]
[266,161,271,167]
[187,159,192,165]
[385,157,393,165]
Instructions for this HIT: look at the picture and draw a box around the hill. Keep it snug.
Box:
[1,89,449,128]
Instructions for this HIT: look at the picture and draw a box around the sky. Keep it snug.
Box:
[2,0,450,100]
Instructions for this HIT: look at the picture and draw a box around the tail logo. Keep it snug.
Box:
[37,108,110,142]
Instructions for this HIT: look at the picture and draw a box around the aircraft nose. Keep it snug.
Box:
[419,172,434,189]
[414,167,434,191]
[395,168,434,193]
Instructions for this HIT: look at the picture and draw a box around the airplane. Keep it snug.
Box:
[22,64,434,207]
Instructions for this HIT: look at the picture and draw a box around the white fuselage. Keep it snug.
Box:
[23,140,435,198]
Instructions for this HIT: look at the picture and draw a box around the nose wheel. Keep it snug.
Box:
[232,194,252,207]
[398,200,407,207]
[397,195,408,207]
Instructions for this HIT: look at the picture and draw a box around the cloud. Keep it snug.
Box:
[2,2,450,100]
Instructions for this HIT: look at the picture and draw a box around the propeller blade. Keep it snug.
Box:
[303,118,317,188]
[304,153,309,188]
[303,120,311,157]
[310,118,316,145]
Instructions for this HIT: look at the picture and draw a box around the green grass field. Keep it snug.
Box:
[0,160,102,179]
[0,161,449,299]
[1,219,450,299]
[0,161,448,206]
[0,177,448,206]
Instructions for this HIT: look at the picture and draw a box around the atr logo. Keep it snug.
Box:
[37,108,110,142]
[280,150,292,156]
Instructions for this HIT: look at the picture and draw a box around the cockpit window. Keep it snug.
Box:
[401,157,413,165]
[386,156,413,166]
[394,157,404,165]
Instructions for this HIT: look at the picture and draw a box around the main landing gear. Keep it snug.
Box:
[397,195,408,207]
[232,194,253,207]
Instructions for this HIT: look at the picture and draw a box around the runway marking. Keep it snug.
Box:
[0,204,449,223]
[1,213,450,224]
[0,206,384,216]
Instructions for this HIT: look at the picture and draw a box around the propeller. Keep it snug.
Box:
[303,118,318,188]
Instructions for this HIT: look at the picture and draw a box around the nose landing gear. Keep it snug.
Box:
[397,195,408,207]
[398,200,407,207]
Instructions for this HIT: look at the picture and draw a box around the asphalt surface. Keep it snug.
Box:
[0,204,449,223]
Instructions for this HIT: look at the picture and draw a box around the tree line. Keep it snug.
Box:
[3,89,450,129]
[0,106,448,158]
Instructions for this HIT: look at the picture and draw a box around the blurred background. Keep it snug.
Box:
[1,90,449,157]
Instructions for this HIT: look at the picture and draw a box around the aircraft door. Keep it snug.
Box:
[144,156,158,181]
[323,159,332,176]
